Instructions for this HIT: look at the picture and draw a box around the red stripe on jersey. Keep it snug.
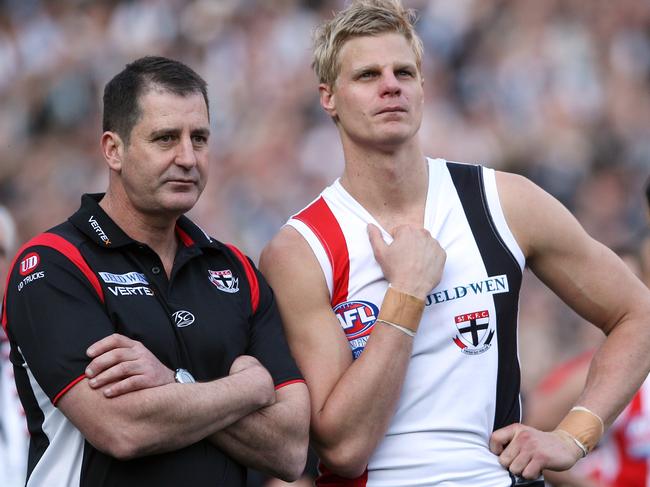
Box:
[293,197,350,307]
[2,233,104,332]
[53,374,86,405]
[275,379,306,390]
[613,392,647,487]
[316,464,368,486]
[176,226,194,247]
[226,244,260,314]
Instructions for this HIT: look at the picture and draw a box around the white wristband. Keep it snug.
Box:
[376,319,416,337]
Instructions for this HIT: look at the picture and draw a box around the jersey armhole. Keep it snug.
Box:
[285,219,333,298]
[482,168,526,270]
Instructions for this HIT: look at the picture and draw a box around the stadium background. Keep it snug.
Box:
[0,0,649,484]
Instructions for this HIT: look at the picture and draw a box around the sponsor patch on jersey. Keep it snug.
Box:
[99,271,149,286]
[452,309,494,355]
[333,300,379,360]
[172,310,195,328]
[425,274,509,306]
[19,252,40,276]
[107,286,154,297]
[209,269,239,293]
[89,215,111,246]
[17,271,45,291]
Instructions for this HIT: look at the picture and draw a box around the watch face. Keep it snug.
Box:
[175,368,195,384]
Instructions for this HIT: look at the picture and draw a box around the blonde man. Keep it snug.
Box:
[260,1,650,486]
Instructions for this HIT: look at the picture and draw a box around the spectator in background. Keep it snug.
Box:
[0,205,27,487]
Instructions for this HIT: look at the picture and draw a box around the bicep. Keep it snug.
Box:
[260,228,353,417]
[498,172,650,333]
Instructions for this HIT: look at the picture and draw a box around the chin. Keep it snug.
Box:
[161,192,201,214]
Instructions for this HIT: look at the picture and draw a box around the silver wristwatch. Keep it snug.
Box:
[174,368,196,384]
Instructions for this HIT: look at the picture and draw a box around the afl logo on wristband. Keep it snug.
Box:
[19,252,40,276]
[333,300,378,360]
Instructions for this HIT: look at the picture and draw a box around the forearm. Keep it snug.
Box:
[575,314,650,427]
[208,383,310,481]
[60,371,272,460]
[313,324,414,476]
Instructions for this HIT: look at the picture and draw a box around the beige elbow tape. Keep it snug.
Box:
[556,406,605,454]
[377,286,425,334]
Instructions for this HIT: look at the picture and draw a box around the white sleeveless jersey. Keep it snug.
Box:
[287,158,527,486]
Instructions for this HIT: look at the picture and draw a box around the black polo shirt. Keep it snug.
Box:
[2,193,302,487]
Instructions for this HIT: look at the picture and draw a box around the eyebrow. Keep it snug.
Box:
[149,127,211,139]
[351,62,417,77]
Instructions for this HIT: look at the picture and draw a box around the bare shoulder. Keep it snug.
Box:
[494,170,587,260]
[260,225,323,286]
[259,225,330,317]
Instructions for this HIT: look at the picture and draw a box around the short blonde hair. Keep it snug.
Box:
[313,0,423,87]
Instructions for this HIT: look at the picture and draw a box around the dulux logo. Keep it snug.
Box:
[173,310,195,328]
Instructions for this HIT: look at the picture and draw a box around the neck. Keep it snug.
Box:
[339,140,428,225]
[99,190,180,275]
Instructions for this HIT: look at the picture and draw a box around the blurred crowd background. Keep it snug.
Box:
[0,0,649,485]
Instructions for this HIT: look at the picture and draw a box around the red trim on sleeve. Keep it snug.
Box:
[317,465,368,486]
[293,197,350,307]
[53,374,86,405]
[2,233,104,332]
[274,379,306,390]
[175,226,194,247]
[226,244,260,314]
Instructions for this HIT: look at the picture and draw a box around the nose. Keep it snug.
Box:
[380,70,401,97]
[175,135,197,169]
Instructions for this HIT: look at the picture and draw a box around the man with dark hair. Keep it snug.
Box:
[259,1,650,486]
[2,56,309,487]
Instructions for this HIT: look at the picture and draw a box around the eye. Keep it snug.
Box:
[396,69,415,78]
[192,135,208,145]
[155,134,175,144]
[358,71,378,80]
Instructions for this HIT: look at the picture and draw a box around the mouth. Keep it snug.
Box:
[165,179,198,186]
[376,106,407,115]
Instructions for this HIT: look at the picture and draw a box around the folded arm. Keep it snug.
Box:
[58,354,275,460]
[84,334,309,480]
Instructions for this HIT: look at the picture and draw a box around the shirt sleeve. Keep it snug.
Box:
[5,245,114,404]
[245,264,303,389]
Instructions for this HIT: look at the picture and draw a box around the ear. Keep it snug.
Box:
[101,132,124,172]
[319,83,337,118]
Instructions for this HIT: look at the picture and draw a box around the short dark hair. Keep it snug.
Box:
[102,56,209,143]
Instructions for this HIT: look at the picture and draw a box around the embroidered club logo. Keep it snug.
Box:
[19,252,40,276]
[209,269,239,293]
[453,310,495,355]
[333,300,379,360]
[172,310,195,328]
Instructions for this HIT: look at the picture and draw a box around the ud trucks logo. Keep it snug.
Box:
[452,310,494,355]
[333,300,378,360]
[209,269,239,293]
[19,252,40,276]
